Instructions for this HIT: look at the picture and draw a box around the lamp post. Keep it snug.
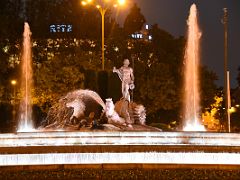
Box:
[11,80,17,130]
[222,8,229,132]
[11,80,17,104]
[98,6,107,70]
[81,0,126,70]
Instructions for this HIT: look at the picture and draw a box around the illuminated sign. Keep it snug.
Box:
[50,24,72,33]
[131,24,152,41]
[131,33,143,39]
[131,33,152,41]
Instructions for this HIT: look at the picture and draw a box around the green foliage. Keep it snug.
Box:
[34,63,84,110]
[33,39,103,109]
[202,96,222,131]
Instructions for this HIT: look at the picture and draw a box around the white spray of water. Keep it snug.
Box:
[183,4,205,131]
[18,23,35,132]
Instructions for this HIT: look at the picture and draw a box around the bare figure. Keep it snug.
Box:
[113,59,134,102]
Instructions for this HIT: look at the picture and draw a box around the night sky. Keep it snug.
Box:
[118,0,240,87]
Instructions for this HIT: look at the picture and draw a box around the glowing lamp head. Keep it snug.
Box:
[81,1,87,6]
[96,5,101,9]
[11,80,17,85]
[118,0,125,6]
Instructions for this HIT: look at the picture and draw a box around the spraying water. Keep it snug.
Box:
[18,22,35,132]
[183,4,205,131]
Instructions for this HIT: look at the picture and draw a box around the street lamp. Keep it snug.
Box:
[11,80,17,130]
[81,0,126,70]
[11,80,17,86]
[11,79,17,106]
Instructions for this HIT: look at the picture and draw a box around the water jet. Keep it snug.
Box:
[183,4,205,131]
[18,23,35,132]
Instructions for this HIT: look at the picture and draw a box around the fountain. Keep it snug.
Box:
[18,22,35,132]
[1,5,240,176]
[14,23,153,132]
[183,4,205,131]
[40,89,151,131]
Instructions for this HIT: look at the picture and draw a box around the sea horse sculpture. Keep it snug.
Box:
[42,89,105,129]
[41,89,146,130]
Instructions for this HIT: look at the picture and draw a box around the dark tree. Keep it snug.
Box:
[0,0,23,40]
[123,3,146,35]
[200,66,218,110]
[150,24,185,83]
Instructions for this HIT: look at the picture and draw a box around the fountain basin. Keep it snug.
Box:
[0,131,240,166]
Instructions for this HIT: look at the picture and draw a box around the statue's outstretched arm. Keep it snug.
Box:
[113,67,123,82]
